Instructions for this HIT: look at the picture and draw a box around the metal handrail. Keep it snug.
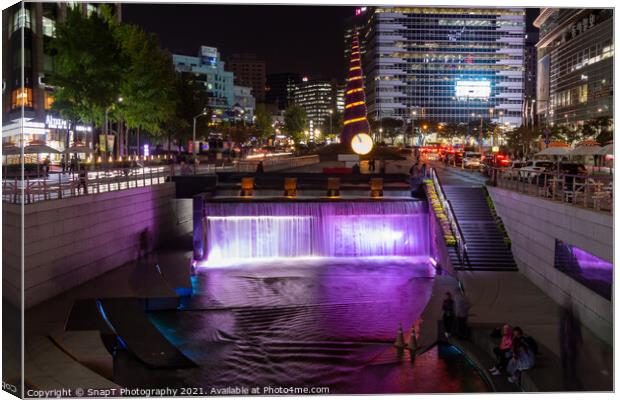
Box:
[430,168,468,265]
[492,166,613,212]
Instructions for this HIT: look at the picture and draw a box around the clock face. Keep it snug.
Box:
[351,133,373,155]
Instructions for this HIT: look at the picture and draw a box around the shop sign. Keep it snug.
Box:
[45,114,92,132]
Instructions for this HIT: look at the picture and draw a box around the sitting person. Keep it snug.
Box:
[506,336,536,384]
[513,326,539,355]
[489,324,513,375]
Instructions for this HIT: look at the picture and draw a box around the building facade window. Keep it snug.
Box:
[11,88,33,109]
[42,16,56,37]
[12,7,31,33]
[44,91,55,110]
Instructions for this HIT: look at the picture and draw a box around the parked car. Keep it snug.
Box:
[558,162,588,190]
[503,160,526,180]
[518,160,555,182]
[462,152,482,169]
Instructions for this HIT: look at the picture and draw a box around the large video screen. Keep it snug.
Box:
[455,80,491,100]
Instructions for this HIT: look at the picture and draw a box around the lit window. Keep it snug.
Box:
[12,7,31,33]
[42,16,55,37]
[87,4,97,16]
[11,88,33,109]
[44,92,55,110]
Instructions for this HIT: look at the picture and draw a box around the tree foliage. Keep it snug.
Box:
[49,6,122,126]
[284,105,308,144]
[113,24,177,134]
[253,104,273,142]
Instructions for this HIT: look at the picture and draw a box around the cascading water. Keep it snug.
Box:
[203,201,430,263]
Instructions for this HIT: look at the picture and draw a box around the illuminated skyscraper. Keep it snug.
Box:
[362,7,526,128]
[341,33,371,146]
[534,8,613,127]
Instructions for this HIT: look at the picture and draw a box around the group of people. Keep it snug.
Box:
[409,162,428,186]
[60,154,82,174]
[441,291,471,339]
[489,324,538,384]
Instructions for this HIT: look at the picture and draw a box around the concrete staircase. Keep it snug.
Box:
[441,186,517,272]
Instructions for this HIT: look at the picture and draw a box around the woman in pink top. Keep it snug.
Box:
[489,324,513,375]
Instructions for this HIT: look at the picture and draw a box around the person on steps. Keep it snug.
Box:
[489,324,513,375]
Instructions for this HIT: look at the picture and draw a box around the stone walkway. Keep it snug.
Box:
[418,163,614,391]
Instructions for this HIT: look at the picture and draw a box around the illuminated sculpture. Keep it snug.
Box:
[341,32,373,153]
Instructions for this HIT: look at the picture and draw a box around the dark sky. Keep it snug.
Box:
[123,4,539,80]
[122,4,356,79]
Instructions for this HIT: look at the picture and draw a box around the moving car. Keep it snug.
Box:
[462,152,482,169]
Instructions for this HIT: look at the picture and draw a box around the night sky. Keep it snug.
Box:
[122,4,356,79]
[123,4,540,81]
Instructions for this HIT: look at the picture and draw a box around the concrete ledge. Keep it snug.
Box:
[450,323,565,392]
[25,336,120,391]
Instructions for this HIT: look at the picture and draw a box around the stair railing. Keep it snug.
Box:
[430,168,468,265]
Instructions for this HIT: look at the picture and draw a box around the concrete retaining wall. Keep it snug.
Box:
[2,183,188,308]
[487,186,612,344]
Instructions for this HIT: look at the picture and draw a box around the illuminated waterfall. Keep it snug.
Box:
[203,201,430,262]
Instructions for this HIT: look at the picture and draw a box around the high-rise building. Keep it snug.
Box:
[343,7,368,80]
[233,85,255,122]
[265,73,301,110]
[362,7,526,128]
[226,53,266,103]
[534,8,613,128]
[523,30,538,128]
[292,77,335,137]
[172,46,235,116]
[2,2,121,149]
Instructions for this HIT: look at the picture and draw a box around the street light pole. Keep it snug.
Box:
[193,108,208,160]
[411,109,417,147]
[329,109,333,137]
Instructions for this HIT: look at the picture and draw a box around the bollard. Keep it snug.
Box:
[327,177,340,197]
[284,177,297,197]
[240,177,254,197]
[407,327,418,353]
[370,177,383,198]
[394,323,405,348]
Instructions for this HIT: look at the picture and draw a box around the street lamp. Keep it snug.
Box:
[411,109,417,147]
[193,108,208,159]
[329,109,334,136]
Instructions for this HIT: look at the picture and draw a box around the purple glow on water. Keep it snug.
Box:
[202,201,430,264]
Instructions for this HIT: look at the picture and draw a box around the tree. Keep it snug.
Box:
[165,72,210,149]
[253,104,273,143]
[583,116,613,144]
[550,125,582,145]
[113,24,177,135]
[505,125,540,157]
[284,105,307,145]
[49,6,123,128]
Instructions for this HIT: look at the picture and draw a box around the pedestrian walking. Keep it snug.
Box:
[559,307,583,390]
[43,155,51,178]
[61,155,66,174]
[454,291,472,339]
[77,164,88,194]
[442,292,455,338]
[369,158,376,172]
[420,162,428,178]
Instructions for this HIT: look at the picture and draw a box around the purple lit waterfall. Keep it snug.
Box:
[203,201,430,262]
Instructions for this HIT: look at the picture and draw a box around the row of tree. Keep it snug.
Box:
[50,6,314,154]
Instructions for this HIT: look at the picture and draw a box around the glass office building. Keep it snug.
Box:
[363,7,526,128]
[534,8,613,127]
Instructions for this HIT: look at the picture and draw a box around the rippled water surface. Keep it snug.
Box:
[116,257,488,393]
